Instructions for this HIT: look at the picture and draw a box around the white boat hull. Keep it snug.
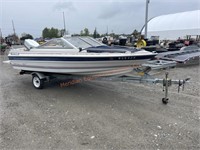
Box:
[8,41,156,76]
[10,59,148,76]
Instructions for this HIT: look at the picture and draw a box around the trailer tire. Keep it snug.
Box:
[162,98,168,104]
[32,74,44,89]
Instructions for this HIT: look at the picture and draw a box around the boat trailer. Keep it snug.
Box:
[97,67,190,104]
[19,66,190,105]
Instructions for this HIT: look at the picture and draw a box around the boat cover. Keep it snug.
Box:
[86,45,140,53]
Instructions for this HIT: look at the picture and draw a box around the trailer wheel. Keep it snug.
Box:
[162,98,168,104]
[32,74,44,89]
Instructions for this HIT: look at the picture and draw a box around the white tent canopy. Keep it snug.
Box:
[141,10,200,40]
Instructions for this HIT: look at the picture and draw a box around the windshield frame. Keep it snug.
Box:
[37,38,76,49]
[64,36,104,49]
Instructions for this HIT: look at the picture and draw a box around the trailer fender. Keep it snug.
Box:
[31,72,46,80]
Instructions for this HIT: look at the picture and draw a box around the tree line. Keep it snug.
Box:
[41,27,140,39]
[18,27,140,40]
[41,27,101,39]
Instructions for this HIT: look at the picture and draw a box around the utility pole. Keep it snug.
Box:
[63,12,67,35]
[12,20,16,35]
[106,26,108,36]
[0,28,2,38]
[0,28,2,44]
[144,0,150,39]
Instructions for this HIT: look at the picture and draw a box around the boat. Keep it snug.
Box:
[7,36,157,76]
[5,36,158,89]
[142,60,177,70]
[155,45,200,66]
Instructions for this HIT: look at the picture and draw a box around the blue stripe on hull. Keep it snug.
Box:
[8,55,155,61]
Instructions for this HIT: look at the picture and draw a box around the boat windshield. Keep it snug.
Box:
[64,37,104,49]
[39,38,74,49]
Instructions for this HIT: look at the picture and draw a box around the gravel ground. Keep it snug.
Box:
[0,51,199,150]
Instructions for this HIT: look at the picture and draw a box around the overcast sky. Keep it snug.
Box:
[0,0,199,38]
